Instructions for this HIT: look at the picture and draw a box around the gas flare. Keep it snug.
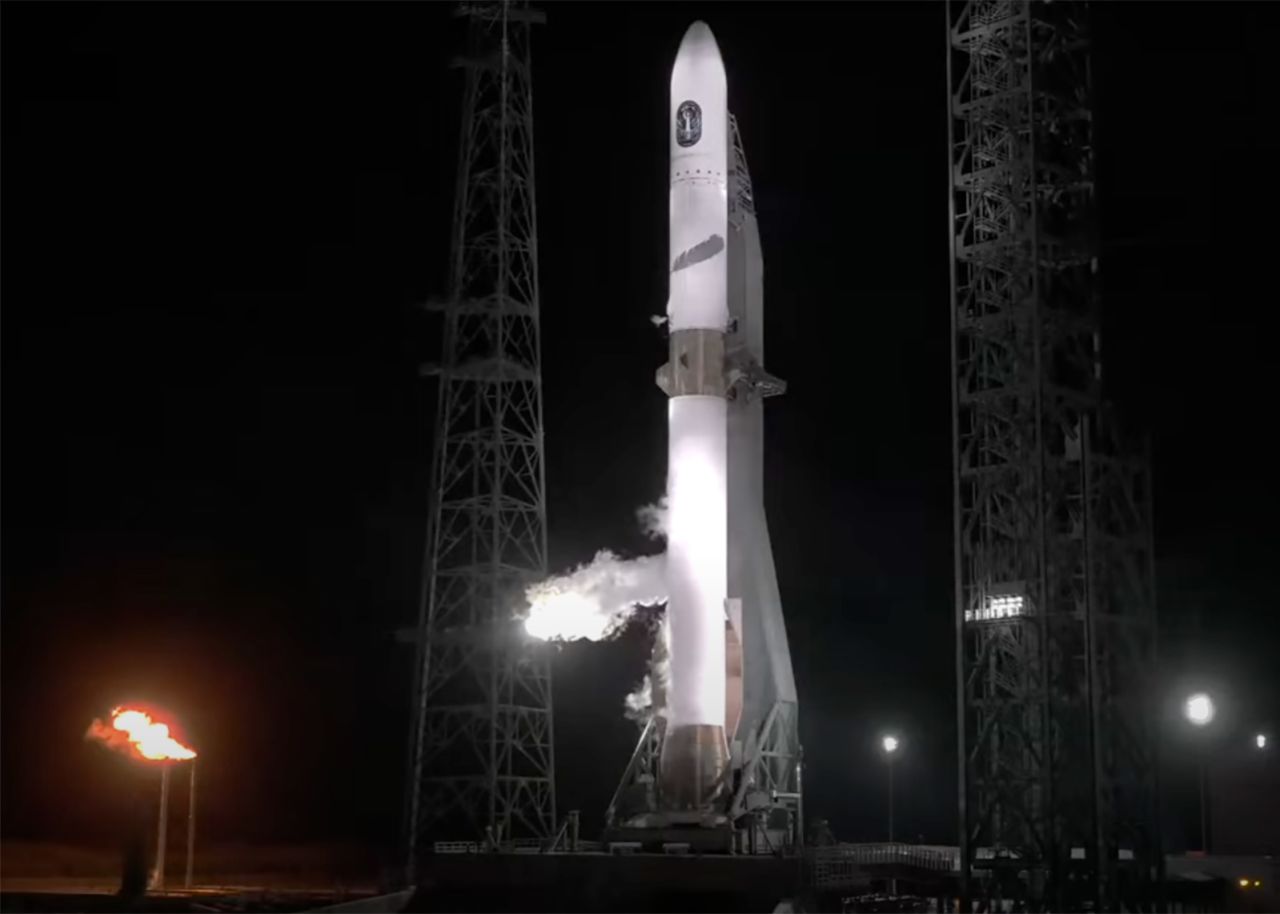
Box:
[86,707,197,761]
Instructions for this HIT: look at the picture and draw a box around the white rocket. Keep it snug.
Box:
[609,18,799,839]
[656,20,732,811]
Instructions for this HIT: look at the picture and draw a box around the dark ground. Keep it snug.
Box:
[0,840,382,897]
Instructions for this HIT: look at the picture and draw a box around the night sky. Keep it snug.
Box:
[4,2,1278,859]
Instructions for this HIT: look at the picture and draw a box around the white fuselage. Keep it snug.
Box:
[665,21,729,735]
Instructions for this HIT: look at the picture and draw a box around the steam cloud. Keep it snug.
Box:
[523,550,666,642]
[522,497,672,721]
[624,614,670,724]
[522,497,670,643]
[636,496,669,542]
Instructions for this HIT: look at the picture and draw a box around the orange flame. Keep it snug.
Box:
[86,706,197,761]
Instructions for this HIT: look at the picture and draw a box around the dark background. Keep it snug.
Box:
[3,1,1278,857]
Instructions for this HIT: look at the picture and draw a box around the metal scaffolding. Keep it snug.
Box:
[406,0,554,872]
[947,1,1159,909]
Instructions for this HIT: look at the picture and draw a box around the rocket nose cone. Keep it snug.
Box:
[677,21,721,60]
[672,20,725,86]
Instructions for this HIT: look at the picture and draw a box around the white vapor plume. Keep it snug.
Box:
[636,496,669,542]
[523,550,666,642]
[624,615,671,723]
[623,677,654,720]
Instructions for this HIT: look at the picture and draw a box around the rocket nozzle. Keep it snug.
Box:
[658,722,731,811]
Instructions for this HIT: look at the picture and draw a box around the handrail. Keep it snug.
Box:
[809,843,962,887]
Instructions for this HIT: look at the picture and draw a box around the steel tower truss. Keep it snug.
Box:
[947,1,1159,909]
[407,0,554,864]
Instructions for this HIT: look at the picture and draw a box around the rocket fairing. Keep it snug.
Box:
[656,20,732,811]
[667,21,729,334]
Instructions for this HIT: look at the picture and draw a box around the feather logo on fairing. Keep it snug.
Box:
[671,234,725,273]
[676,100,702,147]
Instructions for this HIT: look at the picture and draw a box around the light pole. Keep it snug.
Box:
[881,735,900,897]
[185,760,197,889]
[882,735,900,843]
[151,763,172,891]
[1256,733,1268,750]
[1184,692,1215,854]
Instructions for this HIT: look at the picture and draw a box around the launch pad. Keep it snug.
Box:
[404,849,803,913]
[400,842,974,913]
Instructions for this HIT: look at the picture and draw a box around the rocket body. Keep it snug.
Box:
[657,21,731,811]
[605,19,799,835]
